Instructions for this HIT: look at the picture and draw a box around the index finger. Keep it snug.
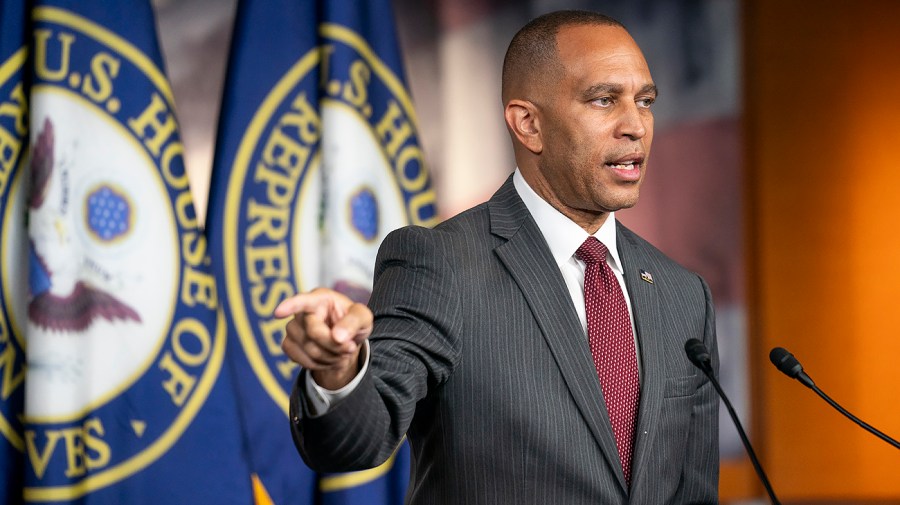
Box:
[273,294,317,319]
[272,289,343,319]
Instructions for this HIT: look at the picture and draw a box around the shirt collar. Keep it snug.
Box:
[513,169,623,273]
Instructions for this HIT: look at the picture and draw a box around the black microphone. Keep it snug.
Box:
[768,347,815,388]
[684,338,712,372]
[769,347,900,450]
[684,339,781,505]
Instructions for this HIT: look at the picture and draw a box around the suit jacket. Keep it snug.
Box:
[291,176,719,504]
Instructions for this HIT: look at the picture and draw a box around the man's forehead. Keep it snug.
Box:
[555,23,645,59]
[555,24,652,77]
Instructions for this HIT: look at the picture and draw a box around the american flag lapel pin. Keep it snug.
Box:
[640,270,654,284]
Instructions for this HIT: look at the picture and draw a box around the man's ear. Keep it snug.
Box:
[504,99,543,154]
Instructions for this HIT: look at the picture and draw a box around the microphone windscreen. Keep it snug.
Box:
[769,346,802,378]
[684,338,711,369]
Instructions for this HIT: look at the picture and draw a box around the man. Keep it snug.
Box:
[275,10,719,504]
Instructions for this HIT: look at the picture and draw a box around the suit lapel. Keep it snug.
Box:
[616,224,665,497]
[488,177,626,491]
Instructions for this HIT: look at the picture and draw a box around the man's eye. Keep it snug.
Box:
[637,97,655,108]
[594,97,612,107]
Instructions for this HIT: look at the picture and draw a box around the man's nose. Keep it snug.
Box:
[615,102,649,140]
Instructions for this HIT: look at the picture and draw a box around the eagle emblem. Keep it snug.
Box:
[27,117,142,332]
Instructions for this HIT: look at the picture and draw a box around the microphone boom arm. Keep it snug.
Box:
[770,347,900,450]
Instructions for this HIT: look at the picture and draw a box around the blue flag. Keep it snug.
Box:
[18,1,253,503]
[206,0,437,503]
[0,0,30,502]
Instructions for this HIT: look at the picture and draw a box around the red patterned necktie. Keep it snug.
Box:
[575,237,640,486]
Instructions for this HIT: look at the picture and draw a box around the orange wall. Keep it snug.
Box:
[745,0,900,500]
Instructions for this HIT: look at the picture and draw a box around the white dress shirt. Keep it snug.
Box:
[512,170,638,348]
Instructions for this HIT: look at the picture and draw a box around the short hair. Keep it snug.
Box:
[501,10,625,102]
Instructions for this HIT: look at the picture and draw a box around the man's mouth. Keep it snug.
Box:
[604,155,644,180]
[605,160,640,170]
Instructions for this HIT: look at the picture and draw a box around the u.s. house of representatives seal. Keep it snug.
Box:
[219,23,438,415]
[23,7,224,501]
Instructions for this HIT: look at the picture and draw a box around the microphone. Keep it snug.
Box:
[684,338,712,372]
[684,339,781,505]
[769,347,900,450]
[768,347,815,388]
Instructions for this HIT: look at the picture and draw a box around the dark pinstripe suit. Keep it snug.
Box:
[291,176,719,504]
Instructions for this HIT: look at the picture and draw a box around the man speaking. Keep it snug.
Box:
[275,9,719,504]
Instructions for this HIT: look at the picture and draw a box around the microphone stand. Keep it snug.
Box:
[686,339,781,505]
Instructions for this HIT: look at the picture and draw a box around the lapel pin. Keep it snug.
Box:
[640,270,654,284]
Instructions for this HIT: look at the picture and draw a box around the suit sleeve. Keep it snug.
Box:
[679,274,720,503]
[289,226,462,472]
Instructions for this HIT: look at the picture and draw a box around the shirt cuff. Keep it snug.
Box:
[303,340,370,417]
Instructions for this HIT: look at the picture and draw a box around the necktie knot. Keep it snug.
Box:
[575,237,608,265]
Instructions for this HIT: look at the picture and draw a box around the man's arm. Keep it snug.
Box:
[277,226,463,472]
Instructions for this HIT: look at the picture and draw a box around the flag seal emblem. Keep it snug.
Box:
[218,23,438,415]
[21,7,224,501]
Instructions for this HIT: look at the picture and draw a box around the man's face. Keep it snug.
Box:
[532,24,656,229]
